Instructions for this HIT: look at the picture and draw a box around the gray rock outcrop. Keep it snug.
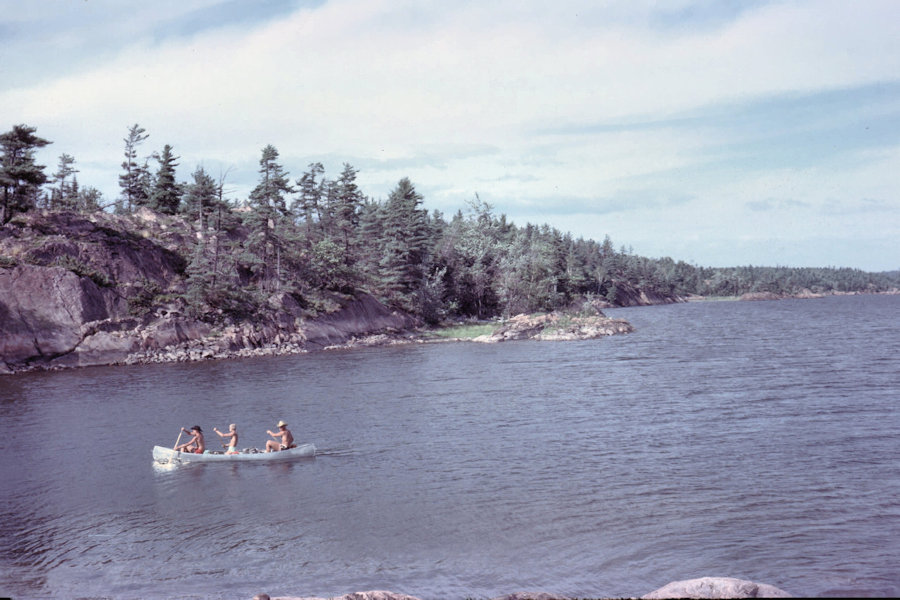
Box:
[473,311,634,343]
[0,263,125,369]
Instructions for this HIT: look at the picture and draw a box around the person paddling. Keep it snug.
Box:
[214,423,239,454]
[176,425,205,454]
[265,420,294,452]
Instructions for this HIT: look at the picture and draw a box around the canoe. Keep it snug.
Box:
[152,443,316,464]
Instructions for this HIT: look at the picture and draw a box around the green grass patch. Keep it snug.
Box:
[695,295,740,302]
[428,322,496,339]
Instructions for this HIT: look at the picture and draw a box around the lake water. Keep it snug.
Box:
[1,294,898,599]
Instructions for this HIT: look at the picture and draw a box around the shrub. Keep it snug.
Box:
[53,255,111,287]
[128,278,163,315]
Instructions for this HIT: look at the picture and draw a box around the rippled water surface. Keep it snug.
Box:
[1,295,899,599]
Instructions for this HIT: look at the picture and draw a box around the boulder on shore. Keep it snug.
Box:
[642,576,792,598]
[491,593,570,600]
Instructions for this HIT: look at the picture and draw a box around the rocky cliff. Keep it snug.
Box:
[597,283,684,308]
[0,210,417,374]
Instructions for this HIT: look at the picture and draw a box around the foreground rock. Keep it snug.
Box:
[258,577,792,599]
[261,592,422,600]
[641,577,792,598]
[490,593,570,600]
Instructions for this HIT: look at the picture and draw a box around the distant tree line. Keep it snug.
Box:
[2,123,898,323]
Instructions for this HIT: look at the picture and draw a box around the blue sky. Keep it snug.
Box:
[1,0,898,271]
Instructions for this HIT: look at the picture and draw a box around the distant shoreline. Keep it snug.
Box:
[2,289,896,377]
[684,289,900,302]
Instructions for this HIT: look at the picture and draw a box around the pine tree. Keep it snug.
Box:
[75,181,103,213]
[376,178,432,312]
[0,124,51,224]
[149,144,181,214]
[495,224,560,315]
[185,229,245,317]
[293,162,325,241]
[182,166,220,232]
[245,145,294,293]
[50,153,78,210]
[182,165,245,315]
[333,162,364,258]
[355,198,385,284]
[432,197,503,318]
[118,124,150,212]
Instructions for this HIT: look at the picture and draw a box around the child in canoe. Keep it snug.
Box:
[213,424,239,454]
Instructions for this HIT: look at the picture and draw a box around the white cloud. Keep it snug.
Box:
[1,0,898,269]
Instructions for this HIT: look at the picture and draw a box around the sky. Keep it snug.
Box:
[1,0,898,271]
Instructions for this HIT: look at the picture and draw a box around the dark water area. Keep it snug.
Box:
[1,294,898,599]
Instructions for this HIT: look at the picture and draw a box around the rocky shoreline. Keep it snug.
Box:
[3,272,895,375]
[0,263,636,374]
[2,262,895,375]
[1,209,894,375]
[0,209,642,375]
[251,576,793,599]
[0,299,635,374]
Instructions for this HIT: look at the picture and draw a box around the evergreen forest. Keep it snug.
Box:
[2,123,897,324]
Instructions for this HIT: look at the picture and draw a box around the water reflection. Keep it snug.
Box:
[151,459,180,475]
[2,295,899,599]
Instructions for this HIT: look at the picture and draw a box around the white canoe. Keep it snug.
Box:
[152,443,316,464]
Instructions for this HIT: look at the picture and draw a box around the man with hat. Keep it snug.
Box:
[176,425,205,454]
[265,420,294,452]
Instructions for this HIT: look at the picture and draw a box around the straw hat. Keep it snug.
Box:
[277,420,287,428]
